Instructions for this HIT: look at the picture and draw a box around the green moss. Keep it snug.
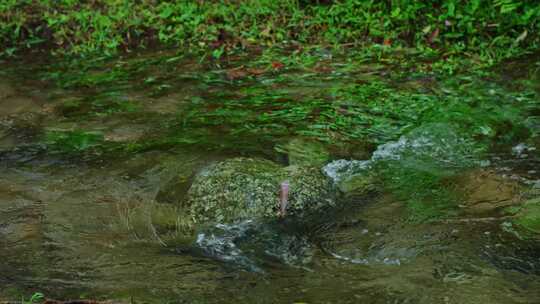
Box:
[375,124,479,222]
[337,173,379,198]
[184,158,335,228]
[185,158,285,226]
[513,198,540,234]
[383,167,462,222]
[44,130,104,152]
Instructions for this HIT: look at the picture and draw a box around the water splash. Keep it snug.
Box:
[196,220,264,272]
[322,159,371,183]
[195,220,314,272]
[323,123,481,183]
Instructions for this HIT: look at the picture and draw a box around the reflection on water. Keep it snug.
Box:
[0,53,539,303]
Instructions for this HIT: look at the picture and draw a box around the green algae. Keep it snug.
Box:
[375,124,481,222]
[44,130,105,152]
[512,197,540,234]
[337,173,379,199]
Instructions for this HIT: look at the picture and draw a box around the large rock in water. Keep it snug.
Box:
[182,157,335,226]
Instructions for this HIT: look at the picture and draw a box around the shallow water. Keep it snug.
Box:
[1,51,539,303]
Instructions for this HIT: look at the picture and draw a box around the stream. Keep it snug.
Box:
[1,50,539,303]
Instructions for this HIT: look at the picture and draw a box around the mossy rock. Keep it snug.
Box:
[182,157,335,228]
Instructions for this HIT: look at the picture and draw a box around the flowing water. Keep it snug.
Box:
[1,50,539,303]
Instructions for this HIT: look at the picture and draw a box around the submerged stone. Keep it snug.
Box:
[458,170,521,216]
[182,157,335,228]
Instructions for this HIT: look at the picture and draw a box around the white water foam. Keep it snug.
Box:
[323,124,480,183]
[322,159,371,183]
[196,220,264,272]
[195,220,314,271]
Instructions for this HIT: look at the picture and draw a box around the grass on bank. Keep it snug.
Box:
[1,0,540,68]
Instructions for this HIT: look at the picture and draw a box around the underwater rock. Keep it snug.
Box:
[183,157,335,228]
[458,170,521,216]
[317,208,431,267]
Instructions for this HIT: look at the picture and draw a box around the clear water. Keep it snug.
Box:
[1,51,539,303]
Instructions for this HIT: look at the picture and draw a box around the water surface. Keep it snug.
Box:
[1,51,539,303]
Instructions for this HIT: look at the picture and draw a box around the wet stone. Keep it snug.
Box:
[182,157,335,228]
[458,169,522,216]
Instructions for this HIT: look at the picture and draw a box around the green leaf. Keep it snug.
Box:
[391,7,401,18]
[160,6,174,19]
[447,2,456,16]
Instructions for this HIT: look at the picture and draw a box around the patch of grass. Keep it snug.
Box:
[2,0,540,69]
